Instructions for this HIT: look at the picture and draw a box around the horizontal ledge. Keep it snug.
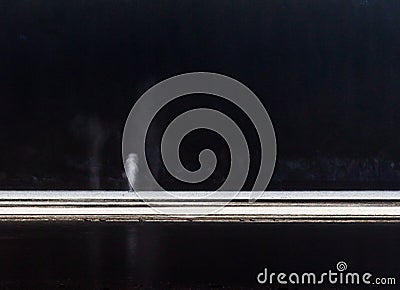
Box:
[0,191,398,221]
[0,205,399,215]
[0,190,400,200]
[0,206,399,222]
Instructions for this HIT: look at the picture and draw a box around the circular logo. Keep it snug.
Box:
[122,72,276,216]
[336,261,348,272]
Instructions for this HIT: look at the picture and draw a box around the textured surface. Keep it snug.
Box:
[0,191,399,222]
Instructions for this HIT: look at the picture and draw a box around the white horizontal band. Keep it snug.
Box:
[0,191,397,221]
[0,190,398,200]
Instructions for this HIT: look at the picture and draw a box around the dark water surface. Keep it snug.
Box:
[0,222,398,289]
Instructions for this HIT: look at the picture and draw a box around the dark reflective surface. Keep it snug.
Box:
[0,222,398,289]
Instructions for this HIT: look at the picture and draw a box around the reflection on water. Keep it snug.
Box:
[0,222,398,289]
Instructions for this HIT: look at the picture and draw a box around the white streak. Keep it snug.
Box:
[125,153,139,191]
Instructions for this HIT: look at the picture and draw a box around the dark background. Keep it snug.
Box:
[1,0,400,190]
[1,3,400,290]
[0,222,398,289]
